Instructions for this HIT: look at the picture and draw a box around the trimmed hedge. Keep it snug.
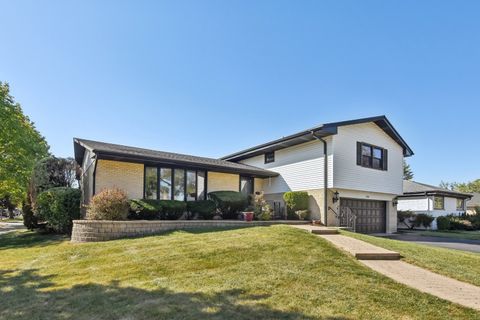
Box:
[187,200,216,219]
[128,199,186,220]
[436,216,451,230]
[36,187,81,233]
[283,191,309,218]
[208,191,248,219]
[87,188,129,221]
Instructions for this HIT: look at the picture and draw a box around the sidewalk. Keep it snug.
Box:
[292,225,480,311]
[0,222,26,235]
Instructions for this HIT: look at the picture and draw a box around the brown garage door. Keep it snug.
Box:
[340,198,386,233]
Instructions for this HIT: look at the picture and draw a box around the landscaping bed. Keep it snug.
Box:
[1,226,478,319]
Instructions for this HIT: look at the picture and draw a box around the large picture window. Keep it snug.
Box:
[240,176,253,195]
[174,169,185,201]
[159,168,172,200]
[144,167,207,201]
[357,142,387,171]
[144,167,158,199]
[434,196,444,210]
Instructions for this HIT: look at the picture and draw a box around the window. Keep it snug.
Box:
[197,171,206,200]
[173,169,185,201]
[434,196,444,210]
[186,170,197,201]
[159,168,172,200]
[240,176,253,195]
[144,167,158,199]
[357,142,387,170]
[456,198,464,211]
[265,151,275,164]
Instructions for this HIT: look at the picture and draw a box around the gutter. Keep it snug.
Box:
[311,131,328,225]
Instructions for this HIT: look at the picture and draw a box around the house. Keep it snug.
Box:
[466,192,480,215]
[74,115,413,233]
[397,180,472,229]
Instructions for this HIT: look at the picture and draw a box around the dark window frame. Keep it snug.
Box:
[264,151,275,164]
[434,196,445,210]
[456,198,464,211]
[357,142,388,171]
[143,165,207,201]
[239,176,254,195]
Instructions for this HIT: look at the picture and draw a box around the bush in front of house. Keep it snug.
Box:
[87,188,129,220]
[187,200,216,219]
[397,210,415,229]
[36,187,81,233]
[128,199,162,220]
[283,191,309,219]
[412,213,434,229]
[436,216,451,230]
[160,200,187,219]
[208,191,248,219]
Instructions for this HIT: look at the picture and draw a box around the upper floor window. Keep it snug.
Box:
[265,151,275,164]
[456,198,464,210]
[357,142,388,170]
[434,196,444,210]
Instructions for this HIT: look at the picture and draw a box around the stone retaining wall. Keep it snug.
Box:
[71,220,307,242]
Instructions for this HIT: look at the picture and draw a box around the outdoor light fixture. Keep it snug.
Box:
[332,191,339,203]
[392,198,398,206]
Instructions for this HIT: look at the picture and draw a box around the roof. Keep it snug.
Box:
[467,193,480,207]
[221,115,414,161]
[73,138,278,178]
[400,180,472,199]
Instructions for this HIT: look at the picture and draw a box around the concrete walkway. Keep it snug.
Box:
[0,222,26,235]
[292,225,480,311]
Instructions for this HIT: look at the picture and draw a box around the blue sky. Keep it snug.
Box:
[1,1,479,186]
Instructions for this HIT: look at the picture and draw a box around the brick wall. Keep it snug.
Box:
[71,220,307,242]
[95,160,144,199]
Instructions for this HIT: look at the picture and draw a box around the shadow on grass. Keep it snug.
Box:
[0,231,68,251]
[0,269,348,320]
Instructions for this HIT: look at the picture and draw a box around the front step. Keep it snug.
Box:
[355,252,401,260]
[311,229,339,235]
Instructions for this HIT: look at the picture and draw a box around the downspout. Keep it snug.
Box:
[311,131,328,226]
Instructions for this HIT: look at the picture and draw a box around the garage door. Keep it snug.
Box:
[340,198,386,233]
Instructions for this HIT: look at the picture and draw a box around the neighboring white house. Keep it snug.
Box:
[466,192,480,215]
[223,116,414,234]
[397,180,472,229]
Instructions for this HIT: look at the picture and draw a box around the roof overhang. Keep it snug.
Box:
[222,116,414,161]
[398,191,472,200]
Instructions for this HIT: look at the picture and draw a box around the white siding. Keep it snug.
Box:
[397,197,429,211]
[332,123,403,195]
[240,138,333,194]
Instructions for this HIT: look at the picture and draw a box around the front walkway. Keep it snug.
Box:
[292,225,480,311]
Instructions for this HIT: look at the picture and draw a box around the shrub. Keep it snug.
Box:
[397,210,415,229]
[22,202,37,230]
[36,187,81,233]
[450,218,474,231]
[128,199,162,220]
[283,191,309,218]
[187,200,216,219]
[413,213,435,229]
[436,216,451,230]
[252,192,272,221]
[87,188,129,221]
[208,191,248,219]
[160,200,187,220]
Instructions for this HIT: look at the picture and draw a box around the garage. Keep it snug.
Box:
[340,198,386,233]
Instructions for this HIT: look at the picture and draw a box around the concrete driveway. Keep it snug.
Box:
[383,233,480,253]
[0,222,26,235]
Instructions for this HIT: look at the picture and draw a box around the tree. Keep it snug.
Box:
[0,82,50,207]
[0,194,16,219]
[30,157,78,206]
[454,179,480,193]
[439,181,456,191]
[403,160,414,180]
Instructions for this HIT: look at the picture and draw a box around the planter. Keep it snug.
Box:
[243,211,254,222]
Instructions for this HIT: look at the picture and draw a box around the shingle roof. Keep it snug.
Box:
[74,138,278,178]
[222,115,414,161]
[402,180,472,198]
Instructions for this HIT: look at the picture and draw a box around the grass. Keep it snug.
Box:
[342,230,480,287]
[0,226,478,320]
[415,230,480,240]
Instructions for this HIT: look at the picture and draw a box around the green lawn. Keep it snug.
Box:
[342,230,480,287]
[415,230,480,240]
[1,226,478,320]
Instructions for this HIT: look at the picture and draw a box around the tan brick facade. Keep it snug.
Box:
[95,160,144,199]
[207,172,239,193]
